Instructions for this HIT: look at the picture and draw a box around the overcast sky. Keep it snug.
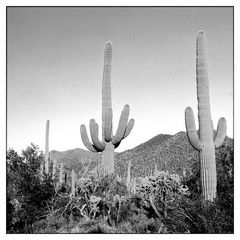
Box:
[7,7,233,153]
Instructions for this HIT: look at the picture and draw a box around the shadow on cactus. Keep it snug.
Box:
[80,42,135,175]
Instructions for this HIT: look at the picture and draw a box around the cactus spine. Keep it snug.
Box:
[185,30,227,201]
[80,42,135,174]
[44,120,50,174]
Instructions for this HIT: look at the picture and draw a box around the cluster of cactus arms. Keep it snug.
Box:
[185,30,227,201]
[80,42,135,174]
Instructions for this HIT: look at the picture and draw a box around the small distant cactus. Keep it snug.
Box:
[42,120,56,179]
[44,120,50,174]
[80,42,135,174]
[59,163,64,185]
[154,163,158,176]
[71,169,76,196]
[126,160,131,190]
[185,30,227,201]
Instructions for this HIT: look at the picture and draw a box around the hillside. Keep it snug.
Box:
[115,132,233,177]
[49,132,233,178]
[49,148,100,173]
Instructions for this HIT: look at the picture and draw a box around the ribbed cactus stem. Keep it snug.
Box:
[196,30,213,142]
[45,120,50,174]
[102,42,112,141]
[101,142,114,174]
[200,145,216,200]
[185,30,227,201]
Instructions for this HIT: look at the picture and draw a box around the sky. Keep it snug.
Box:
[7,7,233,153]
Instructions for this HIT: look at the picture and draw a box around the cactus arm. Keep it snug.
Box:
[104,108,113,142]
[123,118,135,139]
[112,104,130,145]
[185,107,202,151]
[102,42,112,140]
[89,119,106,151]
[114,141,121,149]
[80,124,99,152]
[214,117,227,148]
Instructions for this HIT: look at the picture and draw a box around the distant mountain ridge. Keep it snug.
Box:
[50,148,100,166]
[50,132,233,177]
[115,132,233,177]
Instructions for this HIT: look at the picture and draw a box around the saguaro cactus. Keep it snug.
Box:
[59,163,64,185]
[185,30,227,201]
[80,42,135,174]
[45,120,50,174]
[126,160,131,190]
[71,169,76,196]
[154,163,158,176]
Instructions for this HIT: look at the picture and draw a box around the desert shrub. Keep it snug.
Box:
[7,144,55,233]
[137,171,189,218]
[8,141,232,234]
[180,142,234,233]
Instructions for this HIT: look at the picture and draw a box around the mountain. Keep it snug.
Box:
[49,132,233,178]
[115,132,233,177]
[50,148,100,168]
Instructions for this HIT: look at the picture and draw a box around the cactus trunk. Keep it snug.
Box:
[196,31,216,201]
[196,31,213,142]
[200,145,217,200]
[44,120,50,174]
[102,42,112,141]
[101,142,114,174]
[185,30,227,201]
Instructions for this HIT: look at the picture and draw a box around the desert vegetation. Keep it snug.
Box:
[6,139,233,233]
[7,31,233,233]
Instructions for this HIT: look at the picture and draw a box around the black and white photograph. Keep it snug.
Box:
[3,3,238,235]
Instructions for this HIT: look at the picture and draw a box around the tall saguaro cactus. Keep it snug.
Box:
[80,42,135,174]
[185,30,227,201]
[45,120,50,174]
